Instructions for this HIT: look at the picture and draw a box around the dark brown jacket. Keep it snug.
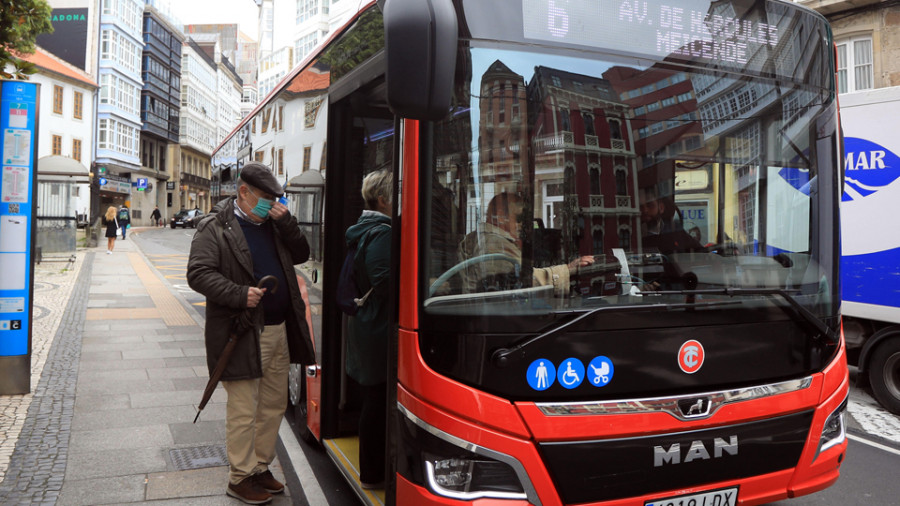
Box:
[187,198,315,380]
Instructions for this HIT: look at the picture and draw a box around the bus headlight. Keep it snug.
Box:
[398,405,535,502]
[425,455,526,500]
[815,396,847,460]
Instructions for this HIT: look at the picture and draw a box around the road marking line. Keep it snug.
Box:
[279,419,326,505]
[848,433,900,456]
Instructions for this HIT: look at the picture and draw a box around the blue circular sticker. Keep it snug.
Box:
[526,359,556,391]
[587,356,614,387]
[557,358,585,389]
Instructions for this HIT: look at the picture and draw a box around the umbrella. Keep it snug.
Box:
[194,275,279,423]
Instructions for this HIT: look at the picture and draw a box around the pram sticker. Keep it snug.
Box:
[587,356,614,387]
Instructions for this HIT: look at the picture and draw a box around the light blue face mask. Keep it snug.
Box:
[248,188,275,218]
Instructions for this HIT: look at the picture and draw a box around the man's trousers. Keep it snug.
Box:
[222,323,289,485]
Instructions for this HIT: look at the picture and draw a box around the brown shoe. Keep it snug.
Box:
[253,470,285,494]
[226,476,273,504]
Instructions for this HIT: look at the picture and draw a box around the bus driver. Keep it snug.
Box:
[458,192,593,296]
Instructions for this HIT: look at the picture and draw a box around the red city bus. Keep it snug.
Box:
[212,0,848,504]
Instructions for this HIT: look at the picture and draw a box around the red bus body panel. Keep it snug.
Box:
[398,119,420,330]
[397,325,848,505]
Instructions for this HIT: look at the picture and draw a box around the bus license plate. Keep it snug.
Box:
[645,487,738,506]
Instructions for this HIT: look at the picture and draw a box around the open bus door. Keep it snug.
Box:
[290,76,399,505]
[282,2,455,504]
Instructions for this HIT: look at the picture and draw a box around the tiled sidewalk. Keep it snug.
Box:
[0,234,297,505]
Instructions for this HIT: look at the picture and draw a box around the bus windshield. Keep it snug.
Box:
[423,1,838,324]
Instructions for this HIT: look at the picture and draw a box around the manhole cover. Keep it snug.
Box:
[169,445,228,471]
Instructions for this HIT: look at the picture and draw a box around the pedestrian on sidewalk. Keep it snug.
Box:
[117,205,131,239]
[101,206,118,254]
[187,163,315,505]
[151,205,162,227]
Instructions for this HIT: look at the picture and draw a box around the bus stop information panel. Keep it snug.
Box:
[0,80,40,395]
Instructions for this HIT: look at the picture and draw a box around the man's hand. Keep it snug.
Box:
[268,200,289,221]
[567,255,595,273]
[247,287,267,308]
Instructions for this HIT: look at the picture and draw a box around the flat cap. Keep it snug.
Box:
[239,163,283,197]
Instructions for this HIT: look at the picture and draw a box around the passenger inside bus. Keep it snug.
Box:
[457,192,594,296]
[638,186,705,255]
[344,169,393,490]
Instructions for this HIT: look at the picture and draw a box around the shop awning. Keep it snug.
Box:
[37,155,91,183]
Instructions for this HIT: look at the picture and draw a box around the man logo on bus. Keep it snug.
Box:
[843,137,900,202]
[679,340,705,374]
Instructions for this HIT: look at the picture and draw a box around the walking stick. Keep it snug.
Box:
[194,275,279,423]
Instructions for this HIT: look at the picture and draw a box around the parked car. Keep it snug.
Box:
[170,208,204,229]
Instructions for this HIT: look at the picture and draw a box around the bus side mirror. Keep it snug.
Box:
[383,0,458,120]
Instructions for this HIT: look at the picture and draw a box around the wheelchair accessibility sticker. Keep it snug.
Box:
[587,356,614,387]
[527,359,556,391]
[557,358,585,389]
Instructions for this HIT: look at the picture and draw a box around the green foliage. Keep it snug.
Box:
[0,0,54,80]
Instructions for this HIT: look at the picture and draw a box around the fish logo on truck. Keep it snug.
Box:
[843,137,900,201]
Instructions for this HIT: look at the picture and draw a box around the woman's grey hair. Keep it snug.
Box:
[361,169,393,210]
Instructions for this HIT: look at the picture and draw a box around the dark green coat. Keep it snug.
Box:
[345,211,392,385]
[187,198,315,380]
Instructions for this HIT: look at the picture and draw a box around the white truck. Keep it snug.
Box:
[839,87,900,415]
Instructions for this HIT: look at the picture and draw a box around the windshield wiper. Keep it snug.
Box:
[654,288,839,344]
[491,300,740,367]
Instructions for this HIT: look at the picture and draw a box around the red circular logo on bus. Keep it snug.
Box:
[678,340,705,374]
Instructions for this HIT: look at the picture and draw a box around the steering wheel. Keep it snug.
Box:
[429,253,520,297]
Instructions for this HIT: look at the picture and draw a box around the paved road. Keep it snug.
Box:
[132,227,900,506]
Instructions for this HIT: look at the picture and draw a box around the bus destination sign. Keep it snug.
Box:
[523,0,782,68]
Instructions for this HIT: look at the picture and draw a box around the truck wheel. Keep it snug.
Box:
[868,337,900,415]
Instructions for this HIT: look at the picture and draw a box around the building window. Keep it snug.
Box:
[262,108,271,133]
[618,227,631,250]
[255,151,264,162]
[305,97,324,129]
[609,119,623,140]
[320,142,327,171]
[73,91,83,119]
[72,139,82,161]
[837,36,874,93]
[592,228,604,254]
[558,107,570,132]
[53,85,63,114]
[277,148,284,175]
[303,146,312,172]
[615,167,628,195]
[52,135,62,155]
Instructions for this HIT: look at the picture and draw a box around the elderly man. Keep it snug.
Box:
[187,163,314,504]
